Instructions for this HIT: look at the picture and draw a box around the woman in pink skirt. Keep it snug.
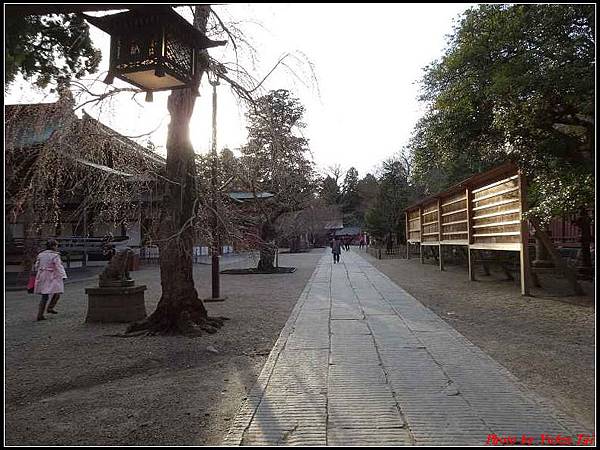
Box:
[34,239,67,321]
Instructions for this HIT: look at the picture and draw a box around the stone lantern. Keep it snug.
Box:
[84,6,225,101]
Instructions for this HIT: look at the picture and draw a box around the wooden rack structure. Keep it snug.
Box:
[405,162,531,295]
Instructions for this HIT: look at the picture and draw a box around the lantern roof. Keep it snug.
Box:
[83,6,226,50]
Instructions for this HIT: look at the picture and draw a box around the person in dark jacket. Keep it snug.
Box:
[331,236,341,263]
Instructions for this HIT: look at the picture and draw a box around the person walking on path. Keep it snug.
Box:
[34,239,67,321]
[331,236,342,264]
[344,237,350,251]
[359,235,365,250]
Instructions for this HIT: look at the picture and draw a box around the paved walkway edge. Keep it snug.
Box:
[222,266,318,445]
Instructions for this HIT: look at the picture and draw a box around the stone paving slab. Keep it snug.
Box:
[224,251,589,446]
[330,319,371,335]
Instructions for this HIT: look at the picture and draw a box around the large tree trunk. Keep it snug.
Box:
[127,6,225,335]
[257,219,276,271]
[530,218,584,296]
[575,207,593,277]
[289,236,301,253]
[533,222,554,268]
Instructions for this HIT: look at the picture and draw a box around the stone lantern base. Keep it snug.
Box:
[85,284,147,323]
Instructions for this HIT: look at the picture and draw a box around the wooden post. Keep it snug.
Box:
[205,76,226,303]
[419,207,424,264]
[518,170,531,296]
[466,187,475,281]
[405,211,410,259]
[438,198,444,271]
[82,206,88,268]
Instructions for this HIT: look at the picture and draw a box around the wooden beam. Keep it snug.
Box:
[472,231,521,238]
[472,220,521,229]
[518,170,531,296]
[441,196,467,208]
[440,240,469,246]
[441,219,468,227]
[405,211,410,259]
[473,186,519,203]
[441,208,468,217]
[473,208,521,221]
[438,198,444,271]
[472,198,519,212]
[419,207,424,264]
[469,243,521,251]
[466,186,475,281]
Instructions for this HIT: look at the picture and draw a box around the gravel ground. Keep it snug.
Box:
[4,250,323,446]
[359,248,595,432]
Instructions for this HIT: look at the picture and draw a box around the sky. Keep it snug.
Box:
[5,3,473,178]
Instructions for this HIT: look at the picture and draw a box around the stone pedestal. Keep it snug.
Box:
[85,284,147,323]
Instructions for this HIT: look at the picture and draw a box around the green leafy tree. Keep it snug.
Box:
[240,89,318,270]
[412,4,594,210]
[365,156,416,247]
[356,173,380,224]
[319,175,341,205]
[341,167,360,224]
[6,13,101,88]
[409,4,594,264]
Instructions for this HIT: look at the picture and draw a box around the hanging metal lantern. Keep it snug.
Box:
[84,7,225,98]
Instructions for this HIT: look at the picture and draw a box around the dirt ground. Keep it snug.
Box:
[360,248,595,432]
[4,250,323,446]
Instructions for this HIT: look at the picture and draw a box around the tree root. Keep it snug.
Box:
[106,330,149,338]
[125,308,229,337]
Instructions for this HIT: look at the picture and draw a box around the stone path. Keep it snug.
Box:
[224,250,588,446]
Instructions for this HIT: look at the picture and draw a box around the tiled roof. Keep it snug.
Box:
[5,102,166,171]
[228,192,275,202]
[335,227,362,236]
[5,102,68,148]
[324,220,344,230]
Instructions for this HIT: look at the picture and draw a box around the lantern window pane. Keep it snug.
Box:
[165,34,193,75]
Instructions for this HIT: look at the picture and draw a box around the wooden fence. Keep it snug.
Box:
[366,245,407,260]
[405,162,532,295]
